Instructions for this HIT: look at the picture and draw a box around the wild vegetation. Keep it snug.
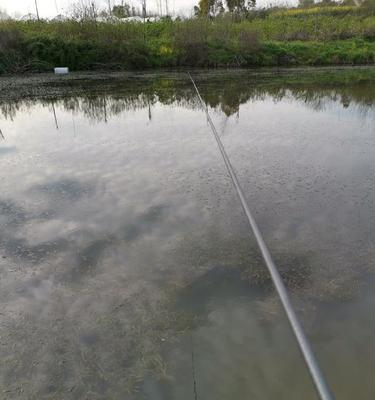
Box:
[0,0,374,73]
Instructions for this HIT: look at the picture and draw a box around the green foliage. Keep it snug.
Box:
[198,0,212,15]
[299,0,315,8]
[112,4,131,18]
[196,0,252,16]
[0,4,374,74]
[226,0,256,13]
[360,0,375,12]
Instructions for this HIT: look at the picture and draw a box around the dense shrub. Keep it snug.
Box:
[0,3,374,73]
[173,19,210,66]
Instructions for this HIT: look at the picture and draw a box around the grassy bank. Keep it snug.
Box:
[0,4,374,73]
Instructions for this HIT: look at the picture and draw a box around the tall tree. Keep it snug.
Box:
[198,0,211,15]
[298,0,314,6]
[141,0,147,18]
[198,0,224,15]
[70,0,99,21]
[106,0,112,15]
[112,2,131,17]
[197,0,255,15]
[226,0,255,13]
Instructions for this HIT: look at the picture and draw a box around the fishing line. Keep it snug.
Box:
[188,72,335,400]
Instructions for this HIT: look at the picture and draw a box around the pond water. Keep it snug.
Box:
[0,68,374,399]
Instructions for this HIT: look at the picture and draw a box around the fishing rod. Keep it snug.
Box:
[188,72,335,400]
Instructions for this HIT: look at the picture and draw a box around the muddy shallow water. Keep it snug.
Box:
[0,68,374,399]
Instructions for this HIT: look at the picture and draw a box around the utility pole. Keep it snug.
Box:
[160,0,163,15]
[34,0,40,20]
[141,0,146,43]
[165,0,169,16]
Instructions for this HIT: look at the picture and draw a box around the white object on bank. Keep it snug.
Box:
[54,67,69,74]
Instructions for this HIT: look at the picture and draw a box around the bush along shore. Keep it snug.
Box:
[0,3,374,74]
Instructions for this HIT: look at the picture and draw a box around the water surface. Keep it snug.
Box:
[0,68,374,399]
